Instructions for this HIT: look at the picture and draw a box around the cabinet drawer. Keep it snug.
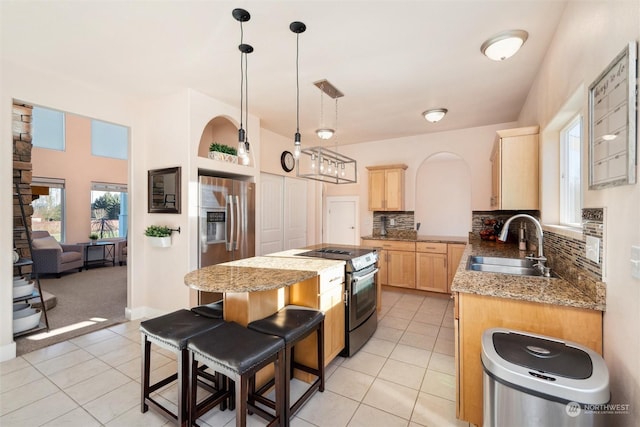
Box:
[365,240,415,251]
[416,242,447,253]
[319,264,345,293]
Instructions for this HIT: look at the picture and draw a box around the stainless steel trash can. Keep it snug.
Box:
[482,328,609,427]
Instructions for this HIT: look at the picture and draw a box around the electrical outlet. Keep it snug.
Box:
[389,218,396,226]
[585,236,600,264]
[631,245,640,279]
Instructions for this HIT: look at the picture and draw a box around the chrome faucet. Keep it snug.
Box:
[498,214,550,277]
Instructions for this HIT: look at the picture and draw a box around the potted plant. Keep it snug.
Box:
[89,233,99,245]
[208,142,238,163]
[144,225,172,248]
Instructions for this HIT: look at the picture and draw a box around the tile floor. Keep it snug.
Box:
[1,290,470,426]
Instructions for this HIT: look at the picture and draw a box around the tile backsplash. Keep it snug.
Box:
[372,211,415,238]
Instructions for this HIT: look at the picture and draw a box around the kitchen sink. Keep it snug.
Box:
[466,256,549,277]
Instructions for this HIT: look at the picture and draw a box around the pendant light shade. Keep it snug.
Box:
[290,21,306,158]
[481,29,528,61]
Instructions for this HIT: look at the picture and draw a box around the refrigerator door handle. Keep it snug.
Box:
[227,195,234,251]
[235,195,240,250]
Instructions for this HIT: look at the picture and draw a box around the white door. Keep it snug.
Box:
[260,173,284,255]
[284,177,307,249]
[325,196,359,245]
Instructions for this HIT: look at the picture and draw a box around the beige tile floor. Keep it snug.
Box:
[1,290,470,426]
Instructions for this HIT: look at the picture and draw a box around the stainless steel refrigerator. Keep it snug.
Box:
[198,175,255,304]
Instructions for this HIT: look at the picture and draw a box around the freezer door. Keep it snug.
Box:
[233,180,255,260]
[199,176,234,268]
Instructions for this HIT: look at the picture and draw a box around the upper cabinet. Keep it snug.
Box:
[366,164,408,211]
[490,126,539,210]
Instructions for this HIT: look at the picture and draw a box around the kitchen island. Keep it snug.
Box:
[184,255,346,370]
[450,238,605,427]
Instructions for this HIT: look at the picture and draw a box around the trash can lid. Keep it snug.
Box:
[493,330,592,379]
[481,328,610,405]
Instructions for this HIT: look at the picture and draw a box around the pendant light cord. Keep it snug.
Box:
[239,21,244,131]
[295,32,300,133]
[244,51,249,143]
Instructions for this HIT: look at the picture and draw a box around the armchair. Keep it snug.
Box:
[31,231,84,278]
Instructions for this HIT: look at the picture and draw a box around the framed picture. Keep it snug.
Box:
[588,41,638,190]
[148,167,181,213]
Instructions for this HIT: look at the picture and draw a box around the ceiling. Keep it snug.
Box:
[1,1,567,146]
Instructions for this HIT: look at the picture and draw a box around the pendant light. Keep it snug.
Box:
[290,21,306,159]
[297,81,358,184]
[316,82,334,140]
[233,8,253,163]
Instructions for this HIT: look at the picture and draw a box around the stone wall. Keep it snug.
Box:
[12,102,34,267]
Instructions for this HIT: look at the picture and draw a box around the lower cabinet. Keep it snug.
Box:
[454,292,603,427]
[362,239,466,294]
[416,242,448,293]
[290,265,345,368]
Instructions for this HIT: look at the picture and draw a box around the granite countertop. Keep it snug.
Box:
[451,240,605,312]
[183,256,344,293]
[361,235,468,244]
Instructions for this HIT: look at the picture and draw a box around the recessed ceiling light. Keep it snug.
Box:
[481,30,528,61]
[422,108,448,123]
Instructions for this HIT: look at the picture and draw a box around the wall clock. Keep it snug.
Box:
[281,150,295,172]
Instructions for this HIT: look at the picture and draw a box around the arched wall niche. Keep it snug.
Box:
[198,115,239,158]
[415,152,472,237]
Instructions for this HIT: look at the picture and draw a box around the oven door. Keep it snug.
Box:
[348,264,378,331]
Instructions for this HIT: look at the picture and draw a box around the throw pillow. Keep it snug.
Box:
[32,236,63,252]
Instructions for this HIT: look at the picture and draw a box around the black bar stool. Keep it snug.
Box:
[191,300,224,319]
[140,309,224,426]
[247,305,325,422]
[187,321,285,427]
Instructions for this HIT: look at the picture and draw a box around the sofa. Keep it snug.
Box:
[31,231,84,277]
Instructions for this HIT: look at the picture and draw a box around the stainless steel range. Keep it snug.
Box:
[297,246,378,356]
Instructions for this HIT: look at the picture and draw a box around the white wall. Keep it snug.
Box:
[518,1,640,423]
[324,122,517,237]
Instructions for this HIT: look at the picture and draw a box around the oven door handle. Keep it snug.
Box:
[352,268,379,283]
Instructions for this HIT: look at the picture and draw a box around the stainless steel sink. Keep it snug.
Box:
[466,256,548,277]
[468,256,534,268]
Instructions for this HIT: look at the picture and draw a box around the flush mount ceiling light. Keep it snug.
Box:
[481,29,528,61]
[422,108,448,123]
[314,79,343,140]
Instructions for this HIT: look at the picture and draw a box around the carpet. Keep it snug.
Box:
[16,265,127,356]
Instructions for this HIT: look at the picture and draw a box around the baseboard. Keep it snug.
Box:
[0,341,17,362]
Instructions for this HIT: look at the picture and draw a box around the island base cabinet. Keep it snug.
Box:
[289,276,345,382]
[455,293,603,427]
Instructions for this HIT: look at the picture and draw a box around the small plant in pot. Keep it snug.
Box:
[208,142,238,163]
[89,233,99,244]
[144,225,172,248]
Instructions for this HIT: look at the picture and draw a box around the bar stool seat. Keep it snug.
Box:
[248,305,325,422]
[140,309,224,426]
[191,300,224,319]
[188,321,285,427]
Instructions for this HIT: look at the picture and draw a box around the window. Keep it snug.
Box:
[560,115,582,226]
[31,178,66,241]
[91,120,128,160]
[32,106,65,151]
[91,182,128,238]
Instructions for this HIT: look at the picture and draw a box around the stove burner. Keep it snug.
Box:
[317,248,352,255]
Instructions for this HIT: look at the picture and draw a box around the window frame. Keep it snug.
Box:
[31,177,66,242]
[559,114,583,227]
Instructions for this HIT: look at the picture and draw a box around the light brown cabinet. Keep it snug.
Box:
[454,292,603,426]
[415,242,447,293]
[490,126,539,210]
[362,239,466,295]
[366,164,407,211]
[290,265,345,367]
